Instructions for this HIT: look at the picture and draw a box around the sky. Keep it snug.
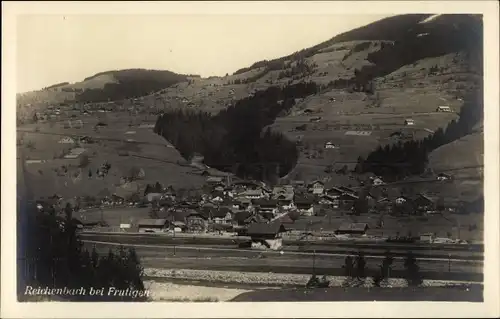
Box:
[16,14,391,93]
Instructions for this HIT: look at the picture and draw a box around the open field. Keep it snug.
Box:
[17,116,207,197]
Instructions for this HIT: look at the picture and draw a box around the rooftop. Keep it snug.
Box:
[137,219,168,227]
[247,221,287,236]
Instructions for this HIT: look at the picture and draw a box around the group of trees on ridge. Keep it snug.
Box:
[154,82,320,181]
[75,69,188,103]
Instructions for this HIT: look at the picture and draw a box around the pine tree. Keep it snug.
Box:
[355,252,367,280]
[403,251,423,287]
[343,255,354,278]
[64,203,73,221]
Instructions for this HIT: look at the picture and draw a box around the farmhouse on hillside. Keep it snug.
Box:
[413,194,435,212]
[145,192,162,203]
[308,180,325,195]
[63,147,86,159]
[324,141,337,149]
[371,177,385,186]
[437,173,453,181]
[211,207,233,224]
[58,136,75,144]
[206,176,223,185]
[404,119,415,126]
[436,106,452,112]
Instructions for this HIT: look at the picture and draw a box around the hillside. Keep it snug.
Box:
[17,14,484,198]
[16,69,188,123]
[149,14,483,191]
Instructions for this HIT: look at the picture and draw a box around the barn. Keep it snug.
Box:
[137,219,168,233]
[246,221,287,250]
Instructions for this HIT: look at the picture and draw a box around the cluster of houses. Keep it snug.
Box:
[130,175,453,235]
[33,106,62,122]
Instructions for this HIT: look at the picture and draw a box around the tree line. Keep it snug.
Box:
[154,82,320,181]
[307,251,423,288]
[18,200,147,301]
[355,88,483,179]
[76,69,187,103]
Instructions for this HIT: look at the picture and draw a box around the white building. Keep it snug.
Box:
[324,141,337,149]
[404,119,415,126]
[372,177,385,186]
[58,137,75,144]
[436,106,452,112]
[395,196,410,204]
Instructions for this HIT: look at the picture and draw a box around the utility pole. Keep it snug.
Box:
[448,253,451,272]
[313,250,316,275]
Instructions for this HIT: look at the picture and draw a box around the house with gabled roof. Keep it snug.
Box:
[318,194,339,207]
[335,223,369,235]
[294,196,315,216]
[58,136,75,144]
[395,195,412,205]
[246,221,287,250]
[137,219,168,233]
[325,186,344,198]
[371,176,385,186]
[437,173,453,181]
[234,197,252,211]
[232,180,262,190]
[232,211,254,226]
[339,186,357,194]
[413,194,435,211]
[436,106,452,112]
[211,207,233,224]
[339,192,358,208]
[272,185,294,200]
[185,210,209,233]
[252,199,278,219]
[274,193,294,209]
[206,176,224,185]
[404,118,415,126]
[307,180,325,195]
[239,188,265,200]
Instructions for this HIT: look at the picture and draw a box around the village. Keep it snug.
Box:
[19,74,482,253]
[33,164,480,252]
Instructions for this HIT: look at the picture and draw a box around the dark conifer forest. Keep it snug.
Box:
[154,82,319,181]
[75,69,187,103]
